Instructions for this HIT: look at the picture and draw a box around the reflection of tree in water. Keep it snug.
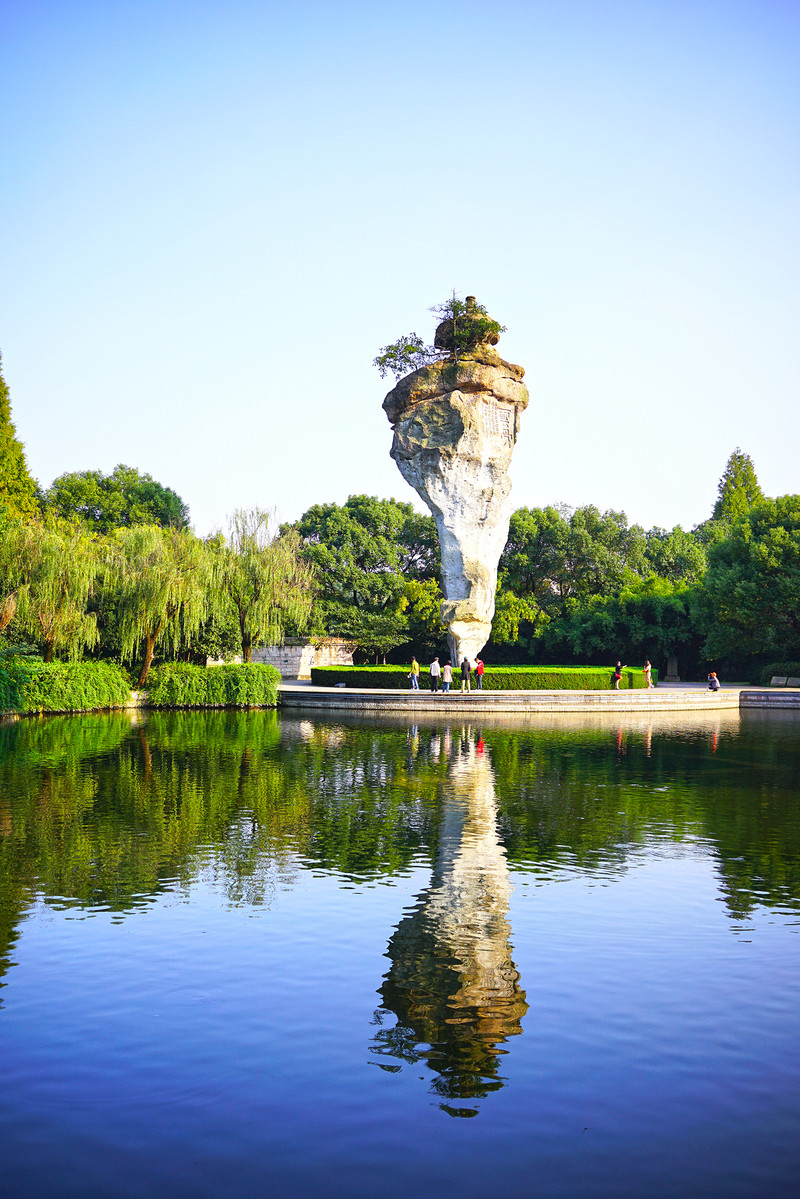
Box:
[371,731,527,1113]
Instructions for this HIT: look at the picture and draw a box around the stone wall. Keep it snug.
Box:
[251,637,353,679]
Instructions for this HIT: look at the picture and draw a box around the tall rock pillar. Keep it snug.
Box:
[383,299,529,665]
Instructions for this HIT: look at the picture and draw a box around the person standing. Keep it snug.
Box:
[442,661,452,692]
[643,660,653,689]
[475,658,485,690]
[429,656,441,692]
[460,656,472,693]
[613,661,626,689]
[409,656,420,690]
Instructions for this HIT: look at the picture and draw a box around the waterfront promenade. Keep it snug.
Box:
[279,681,800,714]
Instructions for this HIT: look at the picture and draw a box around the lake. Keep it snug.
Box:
[1,707,798,1198]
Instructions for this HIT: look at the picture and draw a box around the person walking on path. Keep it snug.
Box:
[643,660,653,689]
[460,657,472,693]
[409,656,420,690]
[442,662,452,692]
[613,661,626,689]
[475,658,485,690]
[429,657,441,692]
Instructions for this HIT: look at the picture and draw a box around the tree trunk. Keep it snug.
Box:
[0,592,17,635]
[137,633,157,687]
[43,640,55,663]
[239,610,252,663]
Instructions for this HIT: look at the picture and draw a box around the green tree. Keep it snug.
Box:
[0,512,40,635]
[110,525,210,686]
[218,509,315,662]
[711,448,764,523]
[290,495,438,640]
[643,526,707,586]
[43,464,189,531]
[340,611,410,664]
[700,496,800,661]
[397,577,447,660]
[490,586,542,646]
[499,505,648,616]
[0,352,38,518]
[540,578,698,668]
[16,519,100,662]
[373,294,505,379]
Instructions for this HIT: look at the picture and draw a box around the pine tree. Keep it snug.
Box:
[712,448,764,523]
[0,352,38,518]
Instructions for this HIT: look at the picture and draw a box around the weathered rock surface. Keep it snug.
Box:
[383,309,529,665]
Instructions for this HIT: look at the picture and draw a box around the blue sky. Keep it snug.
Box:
[1,0,798,534]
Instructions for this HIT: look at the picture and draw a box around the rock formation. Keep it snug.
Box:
[383,298,529,665]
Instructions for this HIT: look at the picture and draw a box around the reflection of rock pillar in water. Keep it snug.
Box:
[373,738,527,1105]
[382,302,529,665]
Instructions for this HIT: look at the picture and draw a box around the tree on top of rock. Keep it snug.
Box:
[712,448,764,523]
[373,294,505,380]
[0,351,39,519]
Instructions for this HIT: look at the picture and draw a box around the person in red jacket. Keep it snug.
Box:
[475,658,485,690]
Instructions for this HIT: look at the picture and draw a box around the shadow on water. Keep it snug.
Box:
[371,728,527,1115]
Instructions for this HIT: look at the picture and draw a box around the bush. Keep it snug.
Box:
[310,665,657,690]
[0,658,131,713]
[0,661,24,711]
[146,662,280,708]
[760,661,800,685]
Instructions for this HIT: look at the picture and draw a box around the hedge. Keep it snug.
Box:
[310,665,658,690]
[146,662,281,708]
[0,658,132,713]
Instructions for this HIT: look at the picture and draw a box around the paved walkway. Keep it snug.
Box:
[278,680,800,714]
[279,682,751,713]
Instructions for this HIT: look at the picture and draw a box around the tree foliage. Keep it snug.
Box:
[540,579,698,667]
[643,526,707,586]
[43,464,189,531]
[711,448,764,523]
[217,509,315,662]
[700,496,800,660]
[373,293,506,380]
[16,519,100,662]
[109,525,211,686]
[290,495,438,648]
[0,352,38,519]
[499,504,649,614]
[0,512,41,635]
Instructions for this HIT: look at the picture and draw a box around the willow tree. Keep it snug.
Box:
[110,525,212,686]
[0,512,41,635]
[220,509,315,662]
[17,519,99,661]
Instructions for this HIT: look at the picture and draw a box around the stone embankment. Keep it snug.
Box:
[740,689,800,710]
[281,684,746,713]
[280,683,800,714]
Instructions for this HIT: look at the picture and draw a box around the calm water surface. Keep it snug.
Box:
[0,707,799,1198]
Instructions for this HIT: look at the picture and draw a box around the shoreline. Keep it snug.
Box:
[3,685,799,719]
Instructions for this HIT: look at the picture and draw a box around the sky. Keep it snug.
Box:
[1,0,798,536]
